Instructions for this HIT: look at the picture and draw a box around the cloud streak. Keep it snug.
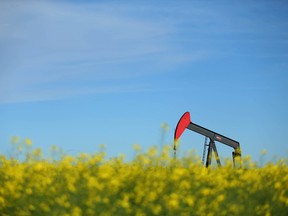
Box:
[1,0,286,104]
[1,0,196,104]
[1,0,166,106]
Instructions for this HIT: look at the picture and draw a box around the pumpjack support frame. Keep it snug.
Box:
[174,112,241,167]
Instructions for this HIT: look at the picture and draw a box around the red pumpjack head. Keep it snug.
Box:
[174,111,191,141]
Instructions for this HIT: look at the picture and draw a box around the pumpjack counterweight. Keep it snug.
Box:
[174,112,241,167]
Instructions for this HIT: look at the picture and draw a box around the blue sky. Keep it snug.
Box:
[1,0,288,162]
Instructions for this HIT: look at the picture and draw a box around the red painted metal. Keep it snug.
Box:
[174,112,191,141]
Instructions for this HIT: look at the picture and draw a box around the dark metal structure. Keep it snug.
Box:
[174,112,241,167]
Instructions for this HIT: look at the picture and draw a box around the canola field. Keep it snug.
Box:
[0,139,287,216]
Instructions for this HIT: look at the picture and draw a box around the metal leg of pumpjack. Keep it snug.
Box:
[202,137,208,165]
[205,139,213,167]
[232,147,241,168]
[211,141,221,167]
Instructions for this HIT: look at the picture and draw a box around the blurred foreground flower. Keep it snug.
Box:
[0,140,287,216]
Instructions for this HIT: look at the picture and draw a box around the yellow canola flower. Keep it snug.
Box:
[25,138,32,146]
[152,204,162,215]
[261,149,267,155]
[185,196,194,207]
[10,136,19,144]
[0,196,6,207]
[133,144,142,152]
[147,146,157,157]
[71,206,82,216]
[0,143,287,215]
[167,193,179,210]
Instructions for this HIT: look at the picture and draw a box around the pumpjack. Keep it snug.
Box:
[174,112,241,167]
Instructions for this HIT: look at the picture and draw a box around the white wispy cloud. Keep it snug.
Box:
[2,0,284,104]
[1,0,202,103]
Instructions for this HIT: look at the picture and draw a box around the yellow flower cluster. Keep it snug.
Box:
[0,140,287,215]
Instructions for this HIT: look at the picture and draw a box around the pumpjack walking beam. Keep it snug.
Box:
[174,112,241,167]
